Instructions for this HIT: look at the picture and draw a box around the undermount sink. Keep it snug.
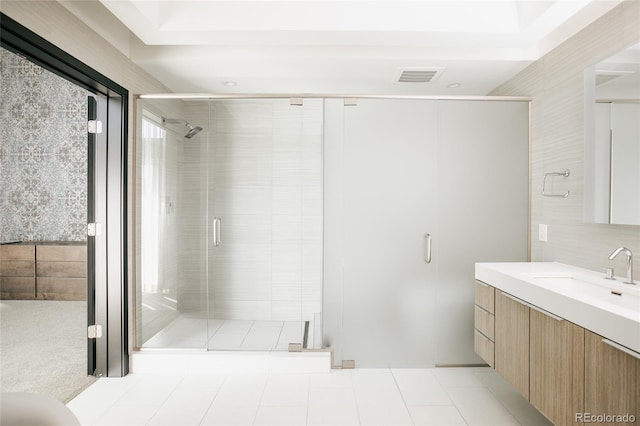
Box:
[527,275,640,311]
[475,262,640,353]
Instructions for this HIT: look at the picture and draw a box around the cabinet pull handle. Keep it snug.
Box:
[503,292,564,322]
[424,233,432,264]
[602,339,640,360]
[528,304,564,322]
[213,217,222,247]
[502,292,528,306]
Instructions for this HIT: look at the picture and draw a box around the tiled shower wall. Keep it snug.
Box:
[0,47,89,242]
[181,100,323,322]
[490,0,640,274]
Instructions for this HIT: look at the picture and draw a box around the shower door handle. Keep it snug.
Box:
[424,233,432,263]
[213,217,222,247]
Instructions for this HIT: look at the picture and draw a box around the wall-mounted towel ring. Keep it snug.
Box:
[542,169,570,198]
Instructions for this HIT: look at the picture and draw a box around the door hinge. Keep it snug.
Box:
[88,325,103,339]
[87,120,103,134]
[344,98,358,107]
[87,223,101,237]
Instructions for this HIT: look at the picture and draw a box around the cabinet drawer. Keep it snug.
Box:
[37,261,87,278]
[0,261,35,277]
[474,305,495,341]
[474,329,494,367]
[0,245,35,261]
[0,277,36,299]
[37,277,86,301]
[474,280,495,314]
[37,245,86,262]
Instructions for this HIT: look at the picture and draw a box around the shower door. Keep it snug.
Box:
[323,99,529,367]
[206,99,324,351]
[324,99,439,366]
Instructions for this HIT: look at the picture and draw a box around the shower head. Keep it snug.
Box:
[162,117,203,139]
[185,124,203,139]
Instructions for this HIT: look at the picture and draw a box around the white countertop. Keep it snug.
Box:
[475,262,640,354]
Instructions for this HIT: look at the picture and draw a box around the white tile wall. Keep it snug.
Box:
[180,99,323,324]
[490,1,640,274]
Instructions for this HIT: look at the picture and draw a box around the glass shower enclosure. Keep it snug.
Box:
[134,97,324,351]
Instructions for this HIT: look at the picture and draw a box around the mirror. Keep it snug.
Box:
[584,42,640,225]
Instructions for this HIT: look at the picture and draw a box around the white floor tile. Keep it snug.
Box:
[276,321,305,350]
[307,387,360,426]
[207,319,225,337]
[68,366,551,426]
[66,375,142,424]
[146,383,220,425]
[392,368,453,406]
[178,373,227,390]
[408,405,468,426]
[242,322,284,350]
[352,371,413,425]
[475,370,552,426]
[86,375,184,425]
[447,387,520,426]
[115,374,184,406]
[209,331,249,350]
[260,374,309,406]
[253,406,308,426]
[93,404,159,426]
[433,367,488,388]
[200,374,267,426]
[309,370,353,389]
[144,318,306,351]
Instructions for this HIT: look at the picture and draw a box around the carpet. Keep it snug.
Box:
[0,300,96,403]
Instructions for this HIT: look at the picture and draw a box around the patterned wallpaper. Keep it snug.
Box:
[0,47,89,242]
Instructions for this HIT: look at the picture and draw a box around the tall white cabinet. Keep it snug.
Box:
[323,98,529,367]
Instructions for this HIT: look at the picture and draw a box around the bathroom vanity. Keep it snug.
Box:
[0,242,87,300]
[475,262,639,426]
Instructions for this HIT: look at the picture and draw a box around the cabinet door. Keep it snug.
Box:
[495,291,530,399]
[530,309,584,425]
[585,330,640,424]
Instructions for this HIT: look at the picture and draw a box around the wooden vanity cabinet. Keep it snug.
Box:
[476,275,640,426]
[584,330,640,425]
[530,308,585,426]
[474,280,495,367]
[495,290,530,399]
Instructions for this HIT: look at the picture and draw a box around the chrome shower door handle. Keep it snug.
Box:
[213,217,222,247]
[424,233,432,263]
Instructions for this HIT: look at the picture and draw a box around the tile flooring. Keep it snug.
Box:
[143,318,316,351]
[67,367,553,425]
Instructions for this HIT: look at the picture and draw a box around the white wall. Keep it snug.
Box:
[491,0,640,276]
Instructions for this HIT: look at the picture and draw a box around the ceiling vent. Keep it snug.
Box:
[395,68,445,83]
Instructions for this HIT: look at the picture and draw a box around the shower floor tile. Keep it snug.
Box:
[142,315,308,351]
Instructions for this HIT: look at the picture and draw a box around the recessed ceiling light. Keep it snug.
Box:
[446,83,462,88]
[222,81,238,87]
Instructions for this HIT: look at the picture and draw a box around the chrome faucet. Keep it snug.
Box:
[608,247,635,284]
